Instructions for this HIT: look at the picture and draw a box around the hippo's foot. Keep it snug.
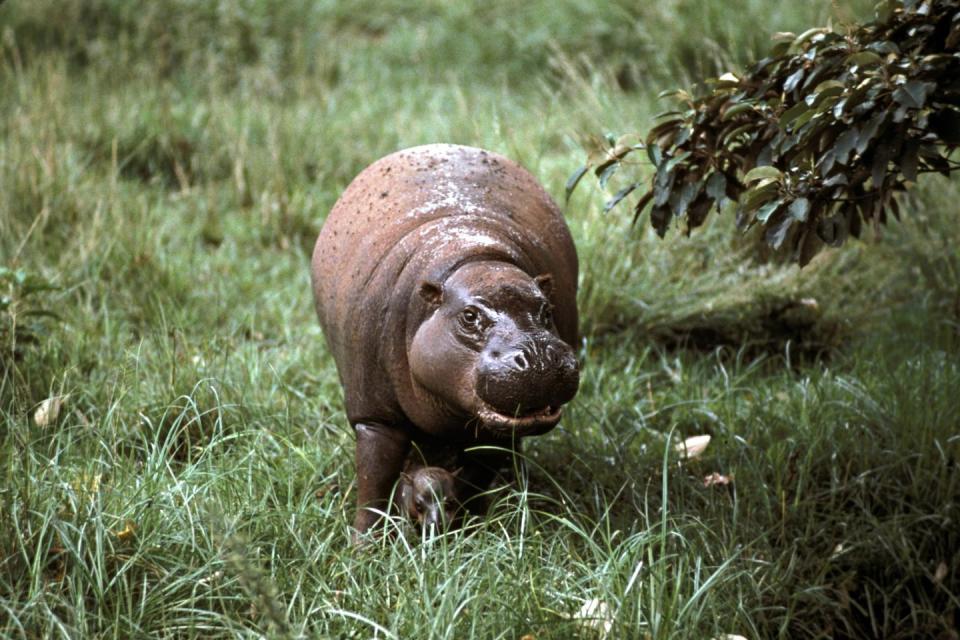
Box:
[352,422,410,542]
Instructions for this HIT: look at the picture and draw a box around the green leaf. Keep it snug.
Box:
[652,110,683,121]
[597,163,619,189]
[794,27,830,47]
[779,101,810,130]
[783,67,805,93]
[664,151,691,172]
[811,79,845,95]
[705,171,727,206]
[845,51,883,67]
[721,123,756,145]
[722,102,756,121]
[756,199,782,223]
[565,165,589,202]
[653,165,677,206]
[788,197,811,222]
[657,89,692,101]
[867,40,899,55]
[632,190,655,225]
[741,180,780,212]
[647,143,662,167]
[833,127,860,165]
[892,80,936,109]
[790,107,817,131]
[743,166,783,183]
[771,31,796,43]
[833,98,848,119]
[671,181,701,217]
[651,204,671,237]
[823,173,848,187]
[856,110,887,155]
[604,183,639,212]
[765,209,795,250]
[685,196,713,229]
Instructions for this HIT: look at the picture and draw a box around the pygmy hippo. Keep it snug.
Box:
[311,143,580,536]
[396,465,463,532]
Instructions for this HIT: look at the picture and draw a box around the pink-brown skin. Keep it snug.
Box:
[396,466,463,531]
[311,144,579,537]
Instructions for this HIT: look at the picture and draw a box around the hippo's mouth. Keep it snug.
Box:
[474,402,564,434]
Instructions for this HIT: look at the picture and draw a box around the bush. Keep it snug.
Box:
[573,0,960,264]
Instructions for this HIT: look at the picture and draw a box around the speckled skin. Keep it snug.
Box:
[311,144,579,536]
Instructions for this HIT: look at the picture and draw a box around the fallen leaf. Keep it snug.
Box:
[675,435,711,460]
[114,521,136,541]
[519,635,536,640]
[703,472,734,487]
[34,395,67,427]
[198,570,224,586]
[933,561,948,584]
[573,599,613,637]
[73,409,91,427]
[71,472,102,499]
[314,483,340,500]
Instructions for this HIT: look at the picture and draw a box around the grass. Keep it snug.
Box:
[1,0,958,638]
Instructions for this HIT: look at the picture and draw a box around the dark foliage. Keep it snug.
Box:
[572,0,960,264]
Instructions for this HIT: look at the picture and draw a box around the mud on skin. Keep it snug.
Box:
[310,144,580,538]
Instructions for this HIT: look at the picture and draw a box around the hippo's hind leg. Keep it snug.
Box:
[353,423,411,539]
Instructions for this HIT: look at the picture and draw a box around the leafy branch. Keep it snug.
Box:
[571,0,960,265]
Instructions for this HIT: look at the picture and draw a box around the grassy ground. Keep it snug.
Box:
[2,1,958,638]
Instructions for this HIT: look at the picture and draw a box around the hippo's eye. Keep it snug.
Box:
[459,306,483,331]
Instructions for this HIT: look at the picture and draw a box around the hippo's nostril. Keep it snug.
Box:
[513,353,528,369]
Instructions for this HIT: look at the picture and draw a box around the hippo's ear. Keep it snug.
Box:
[534,273,554,298]
[419,281,443,306]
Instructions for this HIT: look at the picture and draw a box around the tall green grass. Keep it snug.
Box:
[2,1,957,638]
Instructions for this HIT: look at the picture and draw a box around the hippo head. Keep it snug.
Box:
[409,261,579,437]
[398,466,463,530]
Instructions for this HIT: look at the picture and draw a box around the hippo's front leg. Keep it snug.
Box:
[353,423,410,538]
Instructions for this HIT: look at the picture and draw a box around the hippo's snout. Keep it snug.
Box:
[475,335,579,418]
